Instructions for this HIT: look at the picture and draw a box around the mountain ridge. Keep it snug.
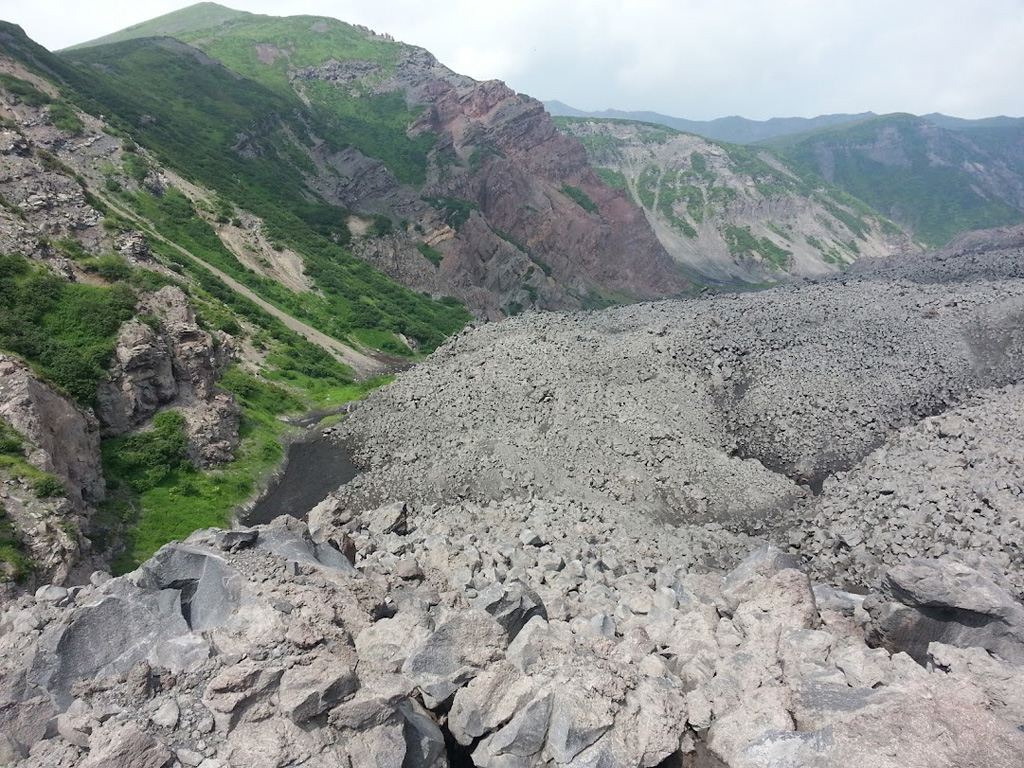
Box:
[545,99,1024,144]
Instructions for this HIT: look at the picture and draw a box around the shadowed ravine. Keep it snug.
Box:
[242,432,359,526]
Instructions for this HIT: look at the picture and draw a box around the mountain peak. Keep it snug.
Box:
[63,2,253,51]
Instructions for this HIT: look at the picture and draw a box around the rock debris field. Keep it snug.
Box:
[3,226,1024,767]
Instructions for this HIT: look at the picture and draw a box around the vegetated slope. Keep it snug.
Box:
[545,99,877,144]
[765,113,1024,247]
[555,117,915,284]
[60,1,250,49]
[0,34,410,588]
[63,4,691,317]
[1,19,470,357]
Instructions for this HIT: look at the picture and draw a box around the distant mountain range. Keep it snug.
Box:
[544,102,878,144]
[546,103,1024,247]
[544,101,1024,145]
[764,114,1024,246]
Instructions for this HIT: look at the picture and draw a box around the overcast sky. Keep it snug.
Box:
[5,1,1024,120]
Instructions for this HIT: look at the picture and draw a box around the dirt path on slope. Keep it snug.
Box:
[102,196,391,379]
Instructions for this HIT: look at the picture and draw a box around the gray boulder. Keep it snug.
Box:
[402,609,509,708]
[471,580,547,639]
[866,559,1024,663]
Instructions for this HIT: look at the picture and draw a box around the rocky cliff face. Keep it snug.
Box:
[416,80,690,302]
[290,44,691,316]
[557,118,919,285]
[0,356,104,508]
[0,356,104,591]
[98,286,240,467]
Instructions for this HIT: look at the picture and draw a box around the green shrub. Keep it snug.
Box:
[102,410,192,493]
[32,474,65,498]
[55,238,90,260]
[0,422,23,456]
[92,254,132,282]
[122,152,150,184]
[0,506,33,583]
[47,103,83,135]
[560,184,598,214]
[0,254,137,403]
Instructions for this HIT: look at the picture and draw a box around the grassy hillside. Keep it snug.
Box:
[765,114,1024,247]
[62,2,252,50]
[0,17,473,577]
[58,38,467,352]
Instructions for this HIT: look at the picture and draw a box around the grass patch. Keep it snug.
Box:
[560,184,598,214]
[594,167,628,191]
[0,505,34,583]
[722,225,791,269]
[0,253,137,404]
[415,241,443,267]
[352,328,412,357]
[423,196,478,231]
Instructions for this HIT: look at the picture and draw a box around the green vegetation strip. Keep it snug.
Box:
[103,371,393,572]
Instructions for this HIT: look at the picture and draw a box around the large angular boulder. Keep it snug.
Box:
[865,559,1024,664]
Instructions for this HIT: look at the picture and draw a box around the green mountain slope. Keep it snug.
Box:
[61,1,251,50]
[764,114,1024,247]
[60,37,468,352]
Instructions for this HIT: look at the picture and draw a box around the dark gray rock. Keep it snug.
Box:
[470,580,547,639]
[255,514,358,573]
[133,545,246,632]
[866,559,1024,664]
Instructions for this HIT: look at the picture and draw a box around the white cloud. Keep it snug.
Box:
[4,0,1023,119]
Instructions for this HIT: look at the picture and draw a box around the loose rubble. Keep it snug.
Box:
[2,512,1023,768]
[2,214,1024,764]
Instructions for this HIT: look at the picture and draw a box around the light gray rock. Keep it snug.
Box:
[366,501,409,535]
[278,652,359,723]
[150,698,179,729]
[721,545,804,616]
[79,722,172,768]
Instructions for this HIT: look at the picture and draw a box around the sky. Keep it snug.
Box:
[4,0,1024,121]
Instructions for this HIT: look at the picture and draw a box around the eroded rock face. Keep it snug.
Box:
[299,46,691,318]
[0,355,104,508]
[0,356,105,592]
[97,286,240,467]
